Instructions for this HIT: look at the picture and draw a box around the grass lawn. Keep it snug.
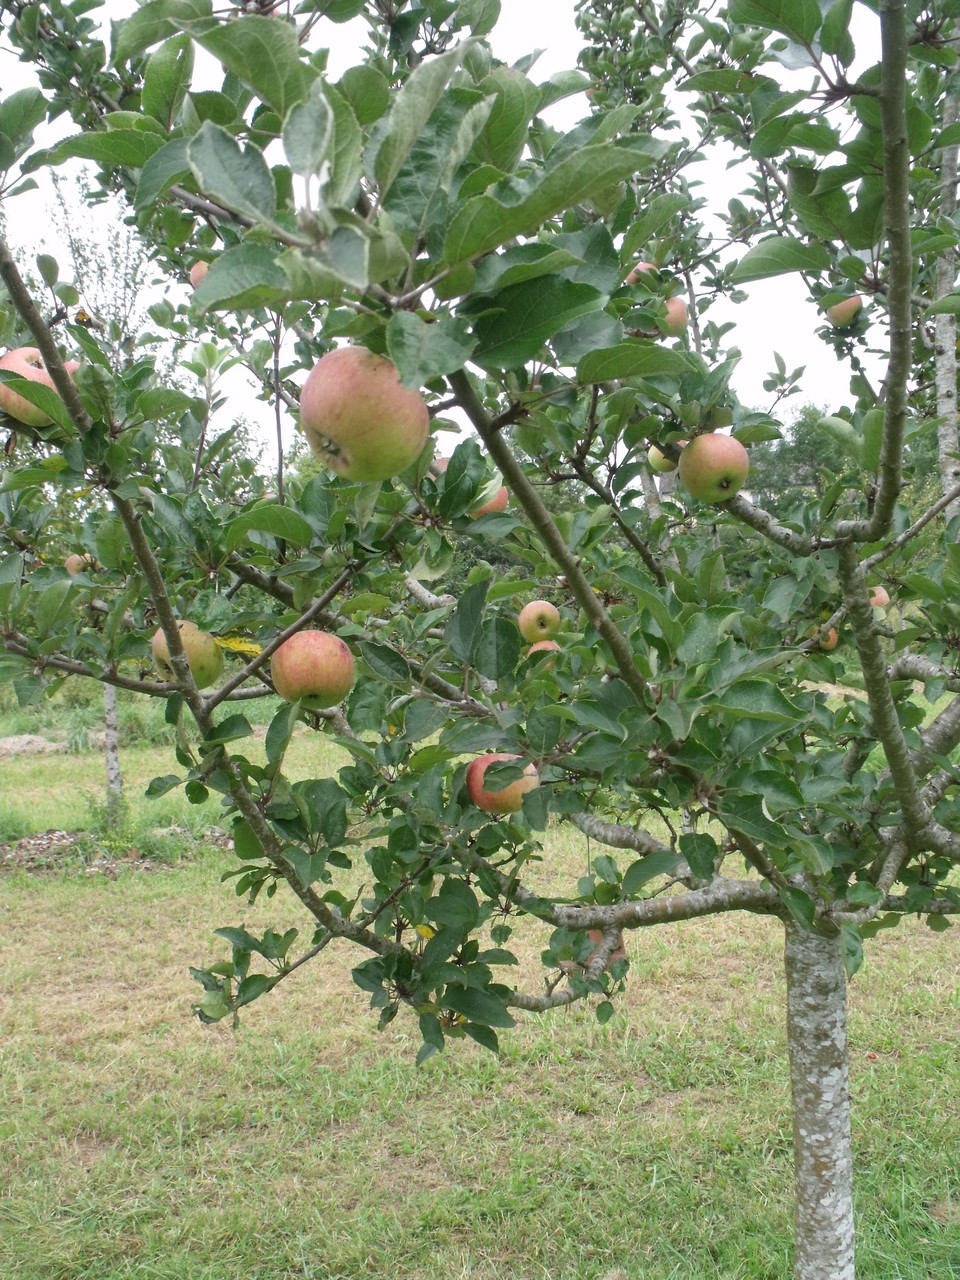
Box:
[0,741,959,1279]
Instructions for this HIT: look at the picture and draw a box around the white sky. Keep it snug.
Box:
[0,0,884,461]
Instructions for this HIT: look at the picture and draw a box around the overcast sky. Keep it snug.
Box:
[0,1,884,458]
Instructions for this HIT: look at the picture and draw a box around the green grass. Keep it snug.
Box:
[1,746,959,1279]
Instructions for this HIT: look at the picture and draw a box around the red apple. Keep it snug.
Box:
[270,630,355,708]
[527,639,561,669]
[0,347,79,428]
[820,627,839,651]
[677,434,749,504]
[152,621,223,690]
[299,346,429,483]
[626,260,658,285]
[518,600,560,643]
[826,295,862,329]
[470,485,509,518]
[189,261,209,289]
[662,296,688,336]
[64,553,93,575]
[466,753,539,814]
[869,585,890,608]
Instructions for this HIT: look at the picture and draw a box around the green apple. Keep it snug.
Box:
[270,630,355,708]
[300,346,429,483]
[678,434,749,503]
[518,600,560,643]
[648,440,686,474]
[152,621,223,690]
[466,753,539,813]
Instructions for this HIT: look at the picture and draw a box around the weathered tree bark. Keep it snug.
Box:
[103,681,124,831]
[784,921,855,1280]
[935,93,960,527]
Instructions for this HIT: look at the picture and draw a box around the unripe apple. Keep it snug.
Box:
[466,753,539,813]
[189,261,209,288]
[518,600,560,643]
[270,630,355,709]
[820,626,839,651]
[677,434,749,504]
[825,295,862,329]
[299,346,430,483]
[0,347,79,428]
[663,296,689,336]
[648,440,687,473]
[869,585,890,608]
[152,620,224,690]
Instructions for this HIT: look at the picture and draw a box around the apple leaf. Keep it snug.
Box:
[471,277,605,371]
[187,121,277,225]
[135,137,191,210]
[706,680,805,724]
[358,642,412,685]
[444,577,490,663]
[443,138,666,265]
[338,65,391,126]
[386,312,477,388]
[24,129,167,174]
[0,89,47,155]
[577,341,693,383]
[142,34,194,130]
[191,243,291,312]
[112,0,213,65]
[0,375,73,434]
[224,503,313,552]
[181,14,316,118]
[282,83,334,178]
[727,0,822,44]
[474,618,522,679]
[730,236,830,282]
[441,984,515,1028]
[367,40,473,199]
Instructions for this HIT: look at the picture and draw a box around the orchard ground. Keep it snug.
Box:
[0,687,958,1280]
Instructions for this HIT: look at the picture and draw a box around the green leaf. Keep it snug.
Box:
[472,277,605,370]
[224,503,312,552]
[358,642,411,685]
[728,0,822,44]
[386,312,476,387]
[676,608,739,665]
[443,138,666,265]
[145,774,182,798]
[622,850,683,893]
[234,974,272,1008]
[142,34,194,130]
[134,137,191,209]
[185,14,316,118]
[730,236,830,282]
[820,0,854,58]
[338,65,391,126]
[187,121,277,224]
[473,67,540,171]
[28,130,166,173]
[283,82,334,178]
[621,194,689,261]
[444,577,490,663]
[473,617,521,680]
[369,40,472,198]
[192,242,290,312]
[926,293,960,316]
[442,984,515,1029]
[0,89,46,154]
[35,254,58,287]
[707,680,804,724]
[577,340,692,383]
[323,83,363,206]
[112,0,213,64]
[204,714,253,745]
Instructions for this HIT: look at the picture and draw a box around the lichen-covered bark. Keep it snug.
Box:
[784,921,855,1280]
[934,94,960,525]
[102,681,123,831]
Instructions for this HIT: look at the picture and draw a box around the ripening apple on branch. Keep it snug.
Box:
[300,346,430,483]
[466,754,540,813]
[518,600,560,643]
[0,347,80,428]
[152,621,224,690]
[270,631,356,709]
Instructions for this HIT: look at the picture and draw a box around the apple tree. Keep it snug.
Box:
[2,2,960,1277]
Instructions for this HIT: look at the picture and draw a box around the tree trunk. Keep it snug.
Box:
[784,920,855,1280]
[103,682,124,831]
[935,93,960,526]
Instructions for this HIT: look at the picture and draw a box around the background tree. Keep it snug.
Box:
[2,3,960,1279]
